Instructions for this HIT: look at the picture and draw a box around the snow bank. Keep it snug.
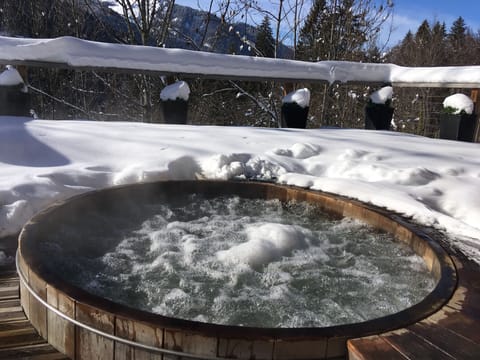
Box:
[370,86,393,105]
[0,65,24,86]
[1,118,480,265]
[160,81,190,101]
[282,88,311,108]
[443,93,474,114]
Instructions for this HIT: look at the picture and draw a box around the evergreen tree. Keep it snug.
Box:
[410,20,448,66]
[415,20,432,48]
[255,16,275,58]
[388,30,415,65]
[430,21,447,64]
[449,16,468,59]
[450,16,467,44]
[296,0,326,61]
[296,0,391,62]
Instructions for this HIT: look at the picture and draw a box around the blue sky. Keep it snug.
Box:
[387,0,480,45]
[175,0,480,48]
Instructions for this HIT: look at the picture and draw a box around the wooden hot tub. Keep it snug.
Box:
[17,180,457,359]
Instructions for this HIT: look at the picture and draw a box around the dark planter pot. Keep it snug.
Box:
[439,113,477,142]
[365,104,393,130]
[281,102,309,129]
[0,84,31,117]
[161,99,188,124]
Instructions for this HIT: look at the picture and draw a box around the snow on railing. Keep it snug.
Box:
[1,36,480,88]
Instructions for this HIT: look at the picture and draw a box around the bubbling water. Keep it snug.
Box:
[43,195,435,328]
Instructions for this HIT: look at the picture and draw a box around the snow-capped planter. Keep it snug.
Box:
[281,88,310,128]
[365,86,394,130]
[159,81,190,124]
[0,65,30,117]
[439,93,477,142]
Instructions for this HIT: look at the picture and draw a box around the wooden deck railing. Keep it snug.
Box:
[1,36,480,88]
[1,36,480,140]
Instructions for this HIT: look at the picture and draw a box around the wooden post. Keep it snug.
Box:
[471,89,480,142]
[17,65,28,83]
[283,83,295,96]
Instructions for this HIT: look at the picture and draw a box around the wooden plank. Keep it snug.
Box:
[447,285,480,322]
[0,261,68,360]
[75,302,115,360]
[326,336,348,358]
[0,275,19,282]
[0,305,26,323]
[0,319,36,332]
[0,298,22,312]
[0,276,19,284]
[424,310,480,344]
[273,339,327,360]
[409,321,480,359]
[28,270,48,340]
[0,324,38,338]
[0,327,45,349]
[381,329,455,360]
[218,338,274,360]
[470,88,479,142]
[164,328,217,360]
[115,316,163,360]
[0,284,20,301]
[46,286,75,359]
[347,335,407,360]
[0,342,69,359]
[17,253,30,320]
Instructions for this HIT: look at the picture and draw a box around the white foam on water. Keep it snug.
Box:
[216,223,310,269]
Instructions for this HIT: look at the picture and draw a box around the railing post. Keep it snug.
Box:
[471,89,480,142]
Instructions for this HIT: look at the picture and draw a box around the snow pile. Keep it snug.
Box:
[443,93,474,114]
[0,65,24,86]
[369,86,393,105]
[282,88,311,108]
[160,81,190,101]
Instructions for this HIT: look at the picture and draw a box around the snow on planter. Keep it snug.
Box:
[159,81,190,124]
[365,86,394,131]
[369,86,393,105]
[0,65,30,116]
[281,88,311,128]
[160,81,190,101]
[440,93,476,142]
[282,88,311,108]
[0,65,25,87]
[442,93,474,115]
